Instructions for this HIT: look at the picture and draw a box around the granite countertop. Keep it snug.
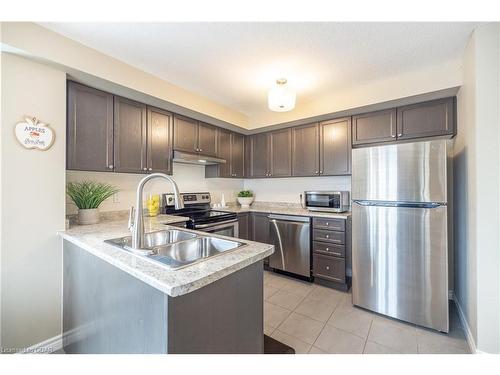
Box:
[217,202,351,219]
[58,214,274,297]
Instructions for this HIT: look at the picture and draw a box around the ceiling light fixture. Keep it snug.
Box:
[268,78,296,112]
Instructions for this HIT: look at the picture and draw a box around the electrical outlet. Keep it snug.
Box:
[112,193,120,203]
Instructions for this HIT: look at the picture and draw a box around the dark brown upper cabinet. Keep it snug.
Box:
[352,108,397,146]
[248,129,292,178]
[67,82,114,172]
[205,129,245,178]
[173,115,217,156]
[173,115,198,153]
[197,122,218,156]
[396,97,455,140]
[269,128,292,177]
[292,123,320,176]
[231,133,245,177]
[250,133,270,178]
[113,96,147,174]
[147,106,173,174]
[320,117,352,175]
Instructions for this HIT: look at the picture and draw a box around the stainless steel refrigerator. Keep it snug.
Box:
[351,139,452,332]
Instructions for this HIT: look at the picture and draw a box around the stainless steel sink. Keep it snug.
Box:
[105,229,246,269]
[105,229,198,255]
[150,237,245,265]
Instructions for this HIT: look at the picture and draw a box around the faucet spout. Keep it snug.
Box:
[131,173,184,249]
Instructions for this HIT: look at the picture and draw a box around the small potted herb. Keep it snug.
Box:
[237,190,254,208]
[67,181,119,225]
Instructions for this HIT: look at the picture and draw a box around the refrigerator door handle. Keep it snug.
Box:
[352,200,445,209]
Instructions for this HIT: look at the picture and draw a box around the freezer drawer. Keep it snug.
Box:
[352,202,449,332]
[352,139,448,203]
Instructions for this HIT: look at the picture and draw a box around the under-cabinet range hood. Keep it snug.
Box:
[173,150,227,165]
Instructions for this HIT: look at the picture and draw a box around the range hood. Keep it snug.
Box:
[173,150,227,165]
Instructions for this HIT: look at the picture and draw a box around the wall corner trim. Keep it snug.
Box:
[452,293,478,354]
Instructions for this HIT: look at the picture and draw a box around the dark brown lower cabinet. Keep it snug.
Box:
[250,212,271,244]
[312,217,351,291]
[237,213,250,240]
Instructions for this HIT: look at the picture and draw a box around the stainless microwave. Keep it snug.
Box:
[303,191,350,213]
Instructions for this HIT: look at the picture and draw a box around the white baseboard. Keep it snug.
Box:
[453,294,478,354]
[19,334,63,354]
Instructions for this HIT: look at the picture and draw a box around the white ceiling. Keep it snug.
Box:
[40,22,475,120]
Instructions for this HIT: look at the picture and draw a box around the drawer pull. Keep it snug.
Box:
[326,266,330,270]
[326,247,329,250]
[325,222,329,226]
[325,234,329,238]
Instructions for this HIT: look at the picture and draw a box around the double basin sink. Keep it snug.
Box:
[105,229,245,270]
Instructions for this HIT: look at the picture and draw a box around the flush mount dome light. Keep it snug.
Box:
[268,78,296,112]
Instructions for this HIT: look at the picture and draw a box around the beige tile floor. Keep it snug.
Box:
[264,270,470,354]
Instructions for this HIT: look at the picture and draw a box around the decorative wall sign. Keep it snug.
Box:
[15,117,55,151]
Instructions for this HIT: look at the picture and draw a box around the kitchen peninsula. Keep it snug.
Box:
[58,214,274,354]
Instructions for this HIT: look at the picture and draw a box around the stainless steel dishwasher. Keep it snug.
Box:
[268,214,311,277]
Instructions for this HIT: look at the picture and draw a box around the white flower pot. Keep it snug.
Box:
[237,197,254,209]
[78,208,100,225]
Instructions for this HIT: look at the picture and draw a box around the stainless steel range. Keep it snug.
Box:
[162,192,238,237]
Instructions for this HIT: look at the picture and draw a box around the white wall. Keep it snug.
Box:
[0,53,66,349]
[66,163,244,214]
[454,23,500,354]
[244,176,351,204]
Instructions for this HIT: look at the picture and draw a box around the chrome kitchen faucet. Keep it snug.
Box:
[128,173,184,250]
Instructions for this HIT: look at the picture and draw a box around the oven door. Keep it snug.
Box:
[195,219,239,238]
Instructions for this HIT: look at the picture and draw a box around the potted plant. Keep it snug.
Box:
[67,181,119,225]
[237,190,254,208]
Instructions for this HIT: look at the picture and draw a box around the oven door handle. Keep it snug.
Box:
[195,219,238,229]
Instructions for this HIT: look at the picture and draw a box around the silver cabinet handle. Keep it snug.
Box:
[108,165,114,169]
[326,247,329,250]
[143,167,147,171]
[315,171,318,174]
[326,266,330,270]
[325,222,329,226]
[391,134,396,138]
[148,168,152,171]
[397,133,402,137]
[325,234,329,238]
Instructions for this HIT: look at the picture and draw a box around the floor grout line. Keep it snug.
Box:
[362,319,374,354]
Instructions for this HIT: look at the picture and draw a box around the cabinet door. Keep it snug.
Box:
[237,213,250,240]
[114,96,147,173]
[173,115,198,153]
[251,213,270,244]
[251,133,270,178]
[217,129,232,177]
[231,133,245,178]
[320,117,352,175]
[244,135,252,178]
[396,97,455,140]
[67,82,114,171]
[147,106,173,174]
[292,123,320,176]
[352,109,396,145]
[270,129,292,177]
[198,122,217,156]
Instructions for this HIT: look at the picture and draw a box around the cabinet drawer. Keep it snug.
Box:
[313,254,345,283]
[313,241,345,258]
[313,217,345,231]
[313,229,345,245]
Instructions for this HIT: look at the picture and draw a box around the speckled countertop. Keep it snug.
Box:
[217,202,351,219]
[58,214,274,297]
